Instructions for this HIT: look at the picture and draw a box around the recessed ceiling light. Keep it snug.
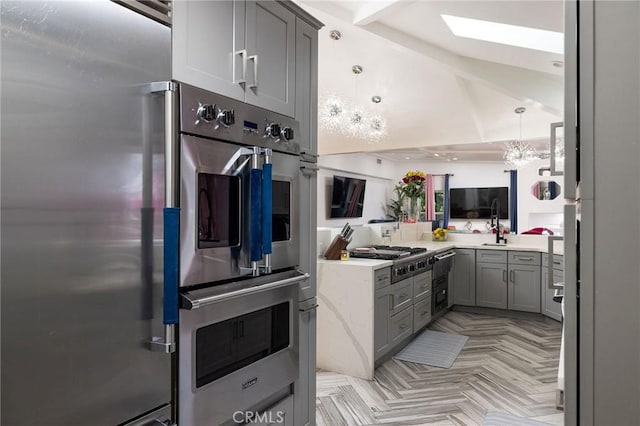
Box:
[452,157,458,161]
[441,14,563,54]
[404,156,411,160]
[433,153,440,157]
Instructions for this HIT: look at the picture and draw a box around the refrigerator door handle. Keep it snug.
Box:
[147,81,179,354]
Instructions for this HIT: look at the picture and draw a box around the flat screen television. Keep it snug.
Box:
[330,175,366,218]
[449,187,509,220]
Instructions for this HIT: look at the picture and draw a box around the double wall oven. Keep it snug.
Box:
[176,84,308,425]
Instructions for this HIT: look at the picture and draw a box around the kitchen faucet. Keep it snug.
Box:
[490,198,507,244]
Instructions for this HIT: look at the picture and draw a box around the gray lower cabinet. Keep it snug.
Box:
[413,296,432,333]
[453,249,476,306]
[542,266,563,321]
[476,262,508,309]
[390,307,414,347]
[374,285,392,359]
[508,264,541,312]
[294,305,316,426]
[390,278,413,314]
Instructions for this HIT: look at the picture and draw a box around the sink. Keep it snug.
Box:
[481,243,508,246]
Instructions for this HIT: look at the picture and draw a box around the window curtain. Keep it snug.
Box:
[509,170,518,233]
[424,174,435,221]
[442,174,450,229]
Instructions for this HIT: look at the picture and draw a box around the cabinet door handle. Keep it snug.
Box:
[503,269,507,282]
[248,54,258,89]
[234,49,247,85]
[389,294,394,311]
[399,323,409,330]
[510,270,515,282]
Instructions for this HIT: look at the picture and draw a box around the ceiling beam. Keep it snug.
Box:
[352,1,409,26]
[361,21,563,114]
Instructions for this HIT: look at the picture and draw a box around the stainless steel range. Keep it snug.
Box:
[350,245,435,283]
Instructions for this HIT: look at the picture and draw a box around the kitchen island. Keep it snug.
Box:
[316,235,563,380]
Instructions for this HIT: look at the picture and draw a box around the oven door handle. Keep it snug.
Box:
[181,272,310,310]
[434,252,456,261]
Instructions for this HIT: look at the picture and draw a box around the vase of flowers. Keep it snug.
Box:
[399,170,426,222]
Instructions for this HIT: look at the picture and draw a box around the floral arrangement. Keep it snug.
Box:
[399,170,426,199]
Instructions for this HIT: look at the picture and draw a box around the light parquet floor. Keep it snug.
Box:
[316,311,563,426]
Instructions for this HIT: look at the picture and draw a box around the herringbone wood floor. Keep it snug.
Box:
[316,311,563,425]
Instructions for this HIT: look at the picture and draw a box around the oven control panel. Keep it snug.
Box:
[180,83,301,156]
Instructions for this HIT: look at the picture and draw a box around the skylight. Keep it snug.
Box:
[441,14,563,54]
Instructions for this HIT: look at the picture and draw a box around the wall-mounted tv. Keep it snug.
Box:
[449,187,509,220]
[330,175,366,218]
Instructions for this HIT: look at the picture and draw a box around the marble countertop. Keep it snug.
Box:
[318,237,563,268]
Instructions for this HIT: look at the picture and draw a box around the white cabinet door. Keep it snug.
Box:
[245,1,296,116]
[172,0,246,100]
[476,262,507,309]
[508,264,541,313]
[295,17,318,157]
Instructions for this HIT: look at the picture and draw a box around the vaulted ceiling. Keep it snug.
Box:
[297,0,564,161]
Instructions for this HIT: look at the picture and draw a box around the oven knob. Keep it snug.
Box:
[281,127,294,141]
[408,264,416,272]
[215,108,235,128]
[196,104,215,123]
[265,123,281,139]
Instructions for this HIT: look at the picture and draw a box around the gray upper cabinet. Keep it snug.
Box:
[453,249,476,306]
[476,262,508,309]
[173,0,296,117]
[507,264,541,313]
[172,1,246,101]
[295,17,319,157]
[245,1,296,117]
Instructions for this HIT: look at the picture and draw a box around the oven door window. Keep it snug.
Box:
[195,301,290,388]
[272,180,291,242]
[197,173,240,248]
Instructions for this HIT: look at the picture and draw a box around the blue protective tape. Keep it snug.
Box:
[163,207,180,325]
[250,169,263,262]
[262,163,272,255]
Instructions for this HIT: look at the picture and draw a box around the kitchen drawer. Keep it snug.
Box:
[542,253,564,271]
[476,249,507,264]
[390,306,414,347]
[374,267,391,290]
[413,270,432,302]
[508,251,541,266]
[390,278,413,315]
[413,296,432,333]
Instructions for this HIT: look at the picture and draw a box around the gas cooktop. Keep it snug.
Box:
[349,245,429,260]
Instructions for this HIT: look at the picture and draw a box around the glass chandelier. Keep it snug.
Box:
[504,107,535,169]
[318,33,388,144]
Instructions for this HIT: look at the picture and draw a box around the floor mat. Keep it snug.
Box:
[393,329,468,368]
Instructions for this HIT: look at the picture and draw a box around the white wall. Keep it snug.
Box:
[317,153,395,227]
[317,154,563,233]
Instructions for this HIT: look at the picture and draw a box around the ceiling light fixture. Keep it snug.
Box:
[504,107,536,169]
[318,54,388,143]
[441,14,563,54]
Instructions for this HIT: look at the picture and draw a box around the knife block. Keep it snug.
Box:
[323,235,349,260]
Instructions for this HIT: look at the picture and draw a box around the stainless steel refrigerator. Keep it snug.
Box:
[1,2,172,424]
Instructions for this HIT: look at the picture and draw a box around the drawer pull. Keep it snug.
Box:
[517,256,534,261]
[420,310,429,316]
[399,323,409,330]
